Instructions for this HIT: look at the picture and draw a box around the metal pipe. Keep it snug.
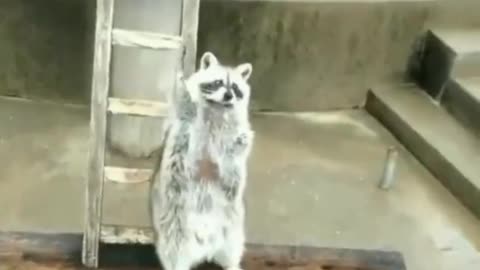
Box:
[378,146,398,190]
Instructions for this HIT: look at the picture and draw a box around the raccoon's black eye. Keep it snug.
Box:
[231,83,243,99]
[200,80,223,93]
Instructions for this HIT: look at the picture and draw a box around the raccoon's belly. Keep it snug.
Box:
[186,211,225,260]
[185,187,231,260]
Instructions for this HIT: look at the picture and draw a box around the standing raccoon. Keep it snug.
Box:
[150,52,254,270]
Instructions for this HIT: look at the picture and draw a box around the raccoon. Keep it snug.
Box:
[150,52,254,270]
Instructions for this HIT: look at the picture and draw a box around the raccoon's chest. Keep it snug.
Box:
[190,129,235,178]
[194,141,231,181]
[194,147,219,181]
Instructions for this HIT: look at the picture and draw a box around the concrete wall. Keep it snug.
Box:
[428,0,480,29]
[1,0,478,112]
[197,0,433,111]
[0,0,90,104]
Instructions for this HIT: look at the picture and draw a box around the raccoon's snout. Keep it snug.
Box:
[223,91,233,102]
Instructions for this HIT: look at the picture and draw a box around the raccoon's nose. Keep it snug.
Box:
[223,91,233,102]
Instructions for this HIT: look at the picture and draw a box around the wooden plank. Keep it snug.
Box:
[98,225,407,270]
[0,231,82,262]
[245,244,407,270]
[0,231,407,270]
[181,0,201,76]
[100,225,154,245]
[112,29,183,50]
[82,0,114,267]
[107,97,168,117]
[104,166,153,184]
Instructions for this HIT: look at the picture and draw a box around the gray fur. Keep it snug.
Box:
[150,52,254,270]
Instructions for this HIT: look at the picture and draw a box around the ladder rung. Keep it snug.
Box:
[107,97,168,117]
[112,29,182,50]
[100,224,154,244]
[104,166,153,184]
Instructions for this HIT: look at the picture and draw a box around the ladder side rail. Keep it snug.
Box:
[82,0,115,267]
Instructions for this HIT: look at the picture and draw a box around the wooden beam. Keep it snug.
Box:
[104,166,153,184]
[98,224,407,270]
[112,29,183,50]
[0,231,407,270]
[82,0,114,267]
[95,224,408,270]
[0,231,82,262]
[107,97,169,117]
[181,0,201,76]
[100,225,154,244]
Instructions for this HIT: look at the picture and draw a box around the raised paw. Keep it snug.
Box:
[235,134,248,146]
[236,131,253,146]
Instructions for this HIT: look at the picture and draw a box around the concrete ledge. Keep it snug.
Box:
[366,83,480,219]
[198,0,433,111]
[442,77,480,136]
[414,28,480,99]
[413,30,455,99]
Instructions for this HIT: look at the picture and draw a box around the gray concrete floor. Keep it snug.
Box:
[0,97,479,270]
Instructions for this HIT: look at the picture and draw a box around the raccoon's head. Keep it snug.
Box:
[185,52,252,110]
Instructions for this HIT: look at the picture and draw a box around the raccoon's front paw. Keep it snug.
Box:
[235,134,248,146]
[235,131,253,146]
[228,131,253,156]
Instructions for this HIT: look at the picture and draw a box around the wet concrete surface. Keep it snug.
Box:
[0,97,480,270]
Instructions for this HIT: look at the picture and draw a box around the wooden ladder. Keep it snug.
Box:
[82,0,200,267]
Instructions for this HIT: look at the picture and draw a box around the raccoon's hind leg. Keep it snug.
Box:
[153,205,202,270]
[155,236,201,270]
[213,222,245,270]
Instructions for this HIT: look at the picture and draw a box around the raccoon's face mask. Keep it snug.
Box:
[185,52,252,109]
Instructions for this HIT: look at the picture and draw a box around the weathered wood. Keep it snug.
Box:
[107,97,169,117]
[244,244,407,270]
[112,29,183,50]
[100,225,154,244]
[82,0,114,267]
[108,1,183,159]
[0,231,407,270]
[181,0,201,76]
[104,166,153,184]
[0,231,82,262]
[95,225,404,270]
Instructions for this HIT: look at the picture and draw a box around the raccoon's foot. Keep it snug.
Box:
[213,225,245,270]
[155,239,199,270]
[214,249,244,270]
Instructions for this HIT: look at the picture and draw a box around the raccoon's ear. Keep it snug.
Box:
[236,63,252,80]
[200,52,218,70]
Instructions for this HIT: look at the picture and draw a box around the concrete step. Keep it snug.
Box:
[442,77,480,136]
[366,83,480,219]
[415,28,480,99]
